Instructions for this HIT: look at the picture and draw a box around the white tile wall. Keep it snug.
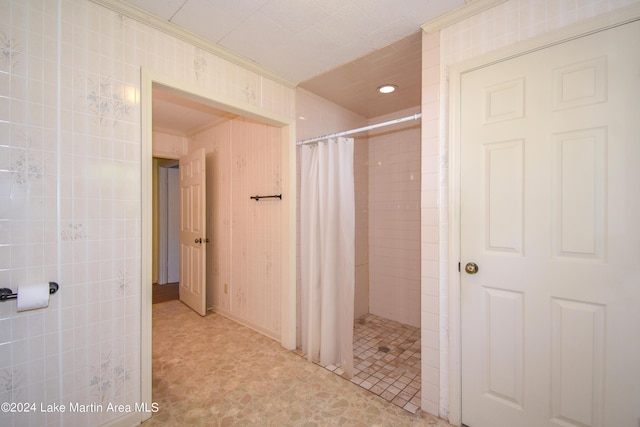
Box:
[420,29,441,417]
[422,0,640,420]
[368,110,421,328]
[353,133,369,320]
[0,0,295,425]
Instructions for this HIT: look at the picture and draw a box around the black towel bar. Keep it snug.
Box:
[0,282,59,301]
[250,194,282,201]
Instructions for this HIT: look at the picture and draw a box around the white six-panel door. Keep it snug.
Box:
[460,20,640,427]
[179,147,207,316]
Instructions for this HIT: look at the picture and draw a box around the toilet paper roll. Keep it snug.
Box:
[17,282,51,312]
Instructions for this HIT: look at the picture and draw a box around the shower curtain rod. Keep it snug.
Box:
[296,113,422,146]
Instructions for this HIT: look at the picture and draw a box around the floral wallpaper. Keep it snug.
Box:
[60,223,87,241]
[0,367,23,401]
[0,31,20,70]
[116,270,128,296]
[244,84,256,105]
[194,47,207,80]
[9,136,43,186]
[89,352,131,404]
[86,76,131,126]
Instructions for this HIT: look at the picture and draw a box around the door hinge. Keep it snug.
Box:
[458,262,461,272]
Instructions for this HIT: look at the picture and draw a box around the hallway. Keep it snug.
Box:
[146,300,452,426]
[152,283,179,304]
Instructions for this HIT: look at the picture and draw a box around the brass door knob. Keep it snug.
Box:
[465,262,479,274]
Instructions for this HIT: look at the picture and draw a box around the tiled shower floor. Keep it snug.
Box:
[301,314,422,413]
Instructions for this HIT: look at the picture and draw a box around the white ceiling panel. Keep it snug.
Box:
[316,2,388,48]
[171,0,240,43]
[355,0,408,28]
[400,0,468,27]
[220,13,292,58]
[212,0,269,22]
[259,0,330,34]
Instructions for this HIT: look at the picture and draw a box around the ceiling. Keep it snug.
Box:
[152,88,237,135]
[116,0,479,134]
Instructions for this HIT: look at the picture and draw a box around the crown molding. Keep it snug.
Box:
[421,0,508,33]
[89,0,298,88]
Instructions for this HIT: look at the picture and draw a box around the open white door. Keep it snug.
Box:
[459,21,640,427]
[179,147,207,316]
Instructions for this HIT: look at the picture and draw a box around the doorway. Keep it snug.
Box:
[156,160,180,286]
[153,160,180,305]
[139,69,296,416]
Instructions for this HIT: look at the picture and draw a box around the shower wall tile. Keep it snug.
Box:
[353,134,369,319]
[3,0,295,425]
[420,38,442,400]
[368,108,421,328]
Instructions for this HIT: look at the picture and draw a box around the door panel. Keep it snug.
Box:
[484,139,524,254]
[179,147,207,316]
[552,127,607,260]
[460,21,640,427]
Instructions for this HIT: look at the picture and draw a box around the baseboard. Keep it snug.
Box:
[211,306,280,342]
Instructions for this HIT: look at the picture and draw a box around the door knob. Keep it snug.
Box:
[195,238,202,244]
[465,262,479,274]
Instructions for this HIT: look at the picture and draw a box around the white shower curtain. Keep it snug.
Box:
[300,137,355,378]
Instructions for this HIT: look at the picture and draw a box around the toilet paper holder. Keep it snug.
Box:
[0,282,59,301]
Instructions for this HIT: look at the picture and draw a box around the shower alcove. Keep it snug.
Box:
[296,89,422,412]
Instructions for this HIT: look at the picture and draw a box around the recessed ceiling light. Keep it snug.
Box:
[377,84,397,94]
